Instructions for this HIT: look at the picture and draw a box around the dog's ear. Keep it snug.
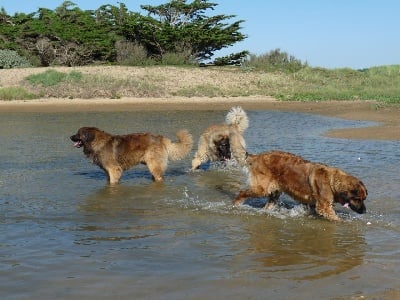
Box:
[359,180,368,196]
[81,129,95,143]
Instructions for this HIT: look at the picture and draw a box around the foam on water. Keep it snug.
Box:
[1,110,399,299]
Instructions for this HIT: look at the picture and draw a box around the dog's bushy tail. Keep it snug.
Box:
[225,106,249,133]
[166,130,193,161]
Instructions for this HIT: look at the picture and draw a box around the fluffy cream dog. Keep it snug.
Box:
[191,106,249,170]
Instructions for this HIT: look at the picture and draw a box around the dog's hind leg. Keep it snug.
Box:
[146,158,167,182]
[264,190,281,210]
[233,189,262,206]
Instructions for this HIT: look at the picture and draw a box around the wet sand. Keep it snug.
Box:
[1,97,399,140]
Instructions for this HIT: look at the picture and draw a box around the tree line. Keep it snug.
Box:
[0,0,249,67]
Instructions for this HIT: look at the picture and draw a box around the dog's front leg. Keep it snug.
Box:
[315,200,340,221]
[191,156,202,170]
[107,166,123,185]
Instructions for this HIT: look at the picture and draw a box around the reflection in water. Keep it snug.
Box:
[0,110,399,299]
[243,217,365,280]
[81,182,166,212]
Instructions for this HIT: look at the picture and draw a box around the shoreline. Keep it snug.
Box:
[1,97,399,140]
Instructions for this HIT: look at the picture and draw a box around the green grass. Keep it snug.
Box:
[23,69,164,98]
[6,64,400,103]
[271,65,400,103]
[0,87,37,100]
[26,69,83,87]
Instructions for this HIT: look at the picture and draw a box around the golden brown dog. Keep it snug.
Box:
[232,150,367,221]
[191,106,248,170]
[71,127,193,184]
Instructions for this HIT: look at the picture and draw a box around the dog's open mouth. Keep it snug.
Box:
[73,140,83,148]
[218,154,231,162]
[342,200,366,214]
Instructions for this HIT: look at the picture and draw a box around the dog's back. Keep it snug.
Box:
[112,133,158,169]
[245,151,315,202]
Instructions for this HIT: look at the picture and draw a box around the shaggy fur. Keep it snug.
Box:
[232,150,367,221]
[191,106,249,170]
[71,127,193,184]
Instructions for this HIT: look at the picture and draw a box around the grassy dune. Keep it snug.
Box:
[0,65,399,103]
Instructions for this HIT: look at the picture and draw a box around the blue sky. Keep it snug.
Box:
[2,0,399,69]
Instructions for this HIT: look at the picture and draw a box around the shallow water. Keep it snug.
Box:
[0,110,399,299]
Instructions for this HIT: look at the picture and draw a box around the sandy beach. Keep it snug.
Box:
[1,66,399,140]
[1,97,399,140]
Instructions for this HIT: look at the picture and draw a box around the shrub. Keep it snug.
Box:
[213,51,250,66]
[35,37,55,66]
[0,50,31,69]
[243,48,307,73]
[115,40,152,66]
[160,51,195,66]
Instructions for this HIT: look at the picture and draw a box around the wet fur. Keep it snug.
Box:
[233,150,367,221]
[71,127,193,184]
[191,106,248,170]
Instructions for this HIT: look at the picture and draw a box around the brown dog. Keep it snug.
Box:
[233,150,367,221]
[71,127,193,184]
[191,106,248,170]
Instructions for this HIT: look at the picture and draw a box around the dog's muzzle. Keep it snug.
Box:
[349,202,366,214]
[343,198,366,214]
[70,135,83,148]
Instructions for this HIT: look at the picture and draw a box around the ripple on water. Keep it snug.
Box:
[0,110,399,299]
